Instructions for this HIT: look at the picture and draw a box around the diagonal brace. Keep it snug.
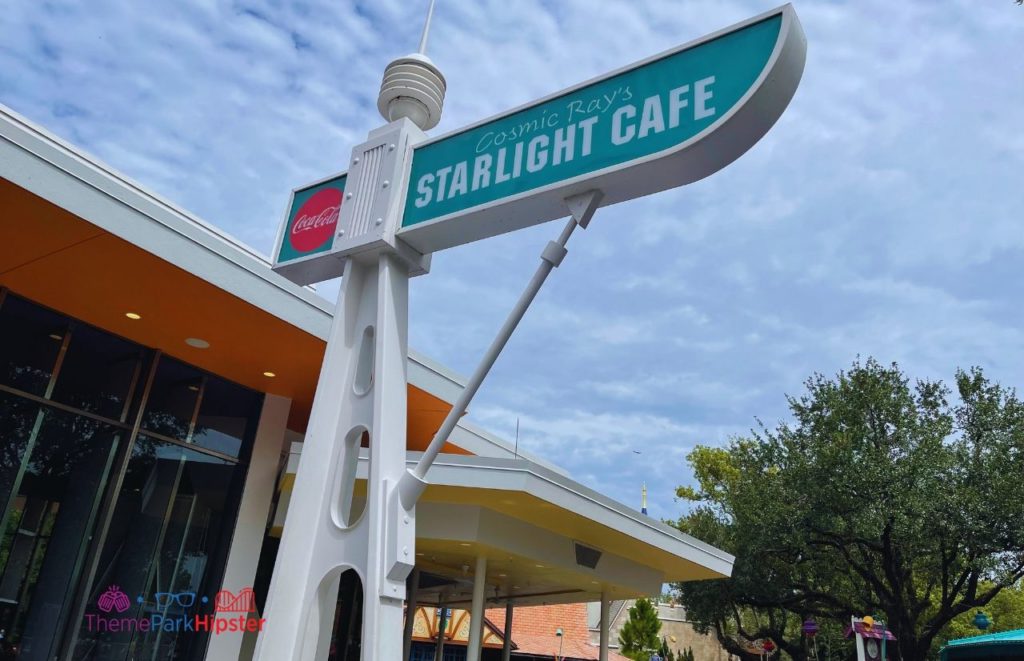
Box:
[398,190,604,508]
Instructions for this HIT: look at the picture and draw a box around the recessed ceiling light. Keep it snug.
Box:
[185,338,210,349]
[498,573,507,578]
[535,564,544,568]
[187,385,200,392]
[263,371,277,378]
[125,312,141,320]
[459,542,471,547]
[48,333,63,341]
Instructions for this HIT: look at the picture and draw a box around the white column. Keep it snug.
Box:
[206,394,291,661]
[434,597,448,661]
[501,602,513,661]
[466,555,488,661]
[403,567,421,661]
[599,592,610,661]
[253,250,412,661]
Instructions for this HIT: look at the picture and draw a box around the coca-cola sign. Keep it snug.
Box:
[290,188,342,252]
[275,174,347,269]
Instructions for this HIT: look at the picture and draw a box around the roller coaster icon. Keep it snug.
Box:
[214,588,255,613]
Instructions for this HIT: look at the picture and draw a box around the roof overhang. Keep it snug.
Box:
[340,454,733,606]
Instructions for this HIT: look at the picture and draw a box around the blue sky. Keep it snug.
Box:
[2,0,1022,521]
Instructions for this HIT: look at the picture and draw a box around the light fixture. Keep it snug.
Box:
[498,573,507,578]
[188,385,200,392]
[534,564,544,568]
[459,542,471,547]
[263,371,277,378]
[125,312,141,320]
[48,333,63,341]
[185,338,210,349]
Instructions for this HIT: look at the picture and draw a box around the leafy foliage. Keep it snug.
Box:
[673,360,1024,661]
[619,598,663,660]
[932,582,1024,655]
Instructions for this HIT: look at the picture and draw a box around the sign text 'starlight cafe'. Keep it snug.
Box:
[401,13,782,229]
[408,78,713,213]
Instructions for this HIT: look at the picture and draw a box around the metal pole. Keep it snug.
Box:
[399,190,604,509]
[599,592,610,661]
[502,602,514,661]
[434,597,448,661]
[467,556,488,660]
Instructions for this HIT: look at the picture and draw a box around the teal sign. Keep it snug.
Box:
[274,5,805,271]
[276,174,347,264]
[400,11,791,236]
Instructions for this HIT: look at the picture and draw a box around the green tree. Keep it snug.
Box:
[932,581,1024,654]
[620,598,663,660]
[673,360,1024,661]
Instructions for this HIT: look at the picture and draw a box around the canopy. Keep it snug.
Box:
[940,628,1024,661]
[844,621,897,641]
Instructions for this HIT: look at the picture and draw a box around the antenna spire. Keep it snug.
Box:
[377,0,446,129]
[418,0,436,54]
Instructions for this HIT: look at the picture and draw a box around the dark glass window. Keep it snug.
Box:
[51,326,144,421]
[141,359,202,441]
[0,296,67,397]
[191,377,262,458]
[0,395,123,661]
[0,293,265,661]
[71,437,246,661]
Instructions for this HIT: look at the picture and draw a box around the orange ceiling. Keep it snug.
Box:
[0,178,466,453]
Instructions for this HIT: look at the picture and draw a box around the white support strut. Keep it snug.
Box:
[254,119,426,661]
[398,189,604,509]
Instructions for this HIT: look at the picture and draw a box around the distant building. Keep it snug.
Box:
[588,600,735,661]
[405,603,630,660]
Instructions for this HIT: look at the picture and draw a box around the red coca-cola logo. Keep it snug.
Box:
[290,188,342,252]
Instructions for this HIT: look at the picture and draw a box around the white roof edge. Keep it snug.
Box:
[408,349,466,403]
[1,104,576,474]
[0,104,335,328]
[0,103,472,408]
[404,452,735,575]
[450,419,568,476]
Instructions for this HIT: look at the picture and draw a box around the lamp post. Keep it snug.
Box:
[803,618,819,661]
[555,627,564,661]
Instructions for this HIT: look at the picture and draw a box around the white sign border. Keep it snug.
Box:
[395,3,806,254]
